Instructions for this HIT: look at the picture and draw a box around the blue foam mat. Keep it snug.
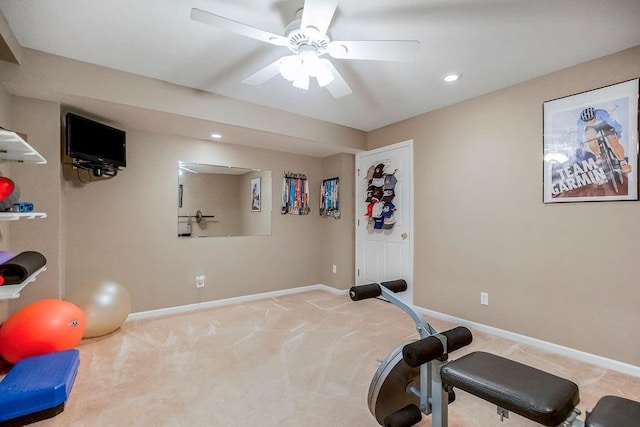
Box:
[0,349,80,422]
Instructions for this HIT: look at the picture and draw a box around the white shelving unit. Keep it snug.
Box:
[0,212,47,221]
[0,266,47,300]
[0,128,48,300]
[0,128,47,164]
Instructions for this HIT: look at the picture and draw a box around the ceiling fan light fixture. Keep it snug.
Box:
[191,5,417,99]
[279,52,334,90]
[293,72,309,90]
[300,52,319,72]
[280,55,301,82]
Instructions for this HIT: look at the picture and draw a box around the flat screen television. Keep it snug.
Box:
[65,112,126,169]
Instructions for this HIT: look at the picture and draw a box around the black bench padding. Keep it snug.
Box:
[585,395,640,427]
[441,351,579,426]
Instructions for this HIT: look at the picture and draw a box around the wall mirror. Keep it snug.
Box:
[177,162,272,238]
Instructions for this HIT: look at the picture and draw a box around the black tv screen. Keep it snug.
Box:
[65,113,126,168]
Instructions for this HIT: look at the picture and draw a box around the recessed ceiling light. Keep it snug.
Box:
[443,73,462,83]
[210,133,222,139]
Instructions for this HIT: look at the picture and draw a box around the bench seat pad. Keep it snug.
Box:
[585,395,640,427]
[441,351,579,426]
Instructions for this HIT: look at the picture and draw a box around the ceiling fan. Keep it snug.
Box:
[190,0,420,98]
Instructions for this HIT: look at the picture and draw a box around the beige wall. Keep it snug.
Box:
[58,129,336,312]
[320,153,356,288]
[367,45,640,365]
[0,79,11,123]
[0,98,357,318]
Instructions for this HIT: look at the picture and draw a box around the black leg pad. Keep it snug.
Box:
[585,395,640,427]
[384,404,422,427]
[441,351,579,426]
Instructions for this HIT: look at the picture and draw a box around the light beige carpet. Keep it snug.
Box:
[27,290,640,426]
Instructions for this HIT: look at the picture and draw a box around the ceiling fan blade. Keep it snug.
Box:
[328,40,419,62]
[190,8,288,46]
[324,62,352,99]
[300,0,339,36]
[242,58,283,85]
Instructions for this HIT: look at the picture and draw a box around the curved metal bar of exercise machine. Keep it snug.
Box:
[350,281,448,425]
[350,281,437,338]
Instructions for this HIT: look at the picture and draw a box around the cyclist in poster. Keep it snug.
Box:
[543,79,638,203]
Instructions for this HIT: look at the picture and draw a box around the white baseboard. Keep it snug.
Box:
[126,285,639,377]
[127,284,347,321]
[417,306,640,378]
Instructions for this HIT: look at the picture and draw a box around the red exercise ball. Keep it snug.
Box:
[0,299,85,364]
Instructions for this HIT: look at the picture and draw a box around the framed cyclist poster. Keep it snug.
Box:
[543,78,639,203]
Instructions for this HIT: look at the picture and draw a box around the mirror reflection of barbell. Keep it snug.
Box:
[178,210,215,224]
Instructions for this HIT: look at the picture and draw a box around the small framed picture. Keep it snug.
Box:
[543,78,639,203]
[320,177,340,218]
[251,177,261,212]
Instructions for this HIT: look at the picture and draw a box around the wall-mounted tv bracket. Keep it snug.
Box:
[72,160,119,178]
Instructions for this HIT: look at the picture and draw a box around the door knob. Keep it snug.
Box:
[401,233,408,240]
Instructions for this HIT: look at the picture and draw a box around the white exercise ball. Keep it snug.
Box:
[66,281,131,338]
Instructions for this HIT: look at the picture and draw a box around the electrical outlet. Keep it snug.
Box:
[196,275,205,288]
[332,264,337,274]
[480,292,489,305]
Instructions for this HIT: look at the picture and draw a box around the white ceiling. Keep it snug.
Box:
[1,0,639,133]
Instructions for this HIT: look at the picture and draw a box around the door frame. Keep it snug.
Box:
[355,139,414,303]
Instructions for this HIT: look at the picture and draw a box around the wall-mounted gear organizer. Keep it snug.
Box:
[364,163,397,231]
[320,177,340,219]
[281,172,310,215]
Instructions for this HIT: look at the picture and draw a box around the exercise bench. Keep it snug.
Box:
[350,281,640,427]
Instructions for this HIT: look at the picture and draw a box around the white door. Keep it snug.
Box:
[355,140,414,305]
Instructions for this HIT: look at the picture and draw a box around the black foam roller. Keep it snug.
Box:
[402,327,473,368]
[380,279,407,293]
[384,403,422,427]
[403,336,445,368]
[0,251,47,285]
[442,326,473,353]
[349,283,381,301]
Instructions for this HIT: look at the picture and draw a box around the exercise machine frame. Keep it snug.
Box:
[350,281,458,426]
[350,281,640,427]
